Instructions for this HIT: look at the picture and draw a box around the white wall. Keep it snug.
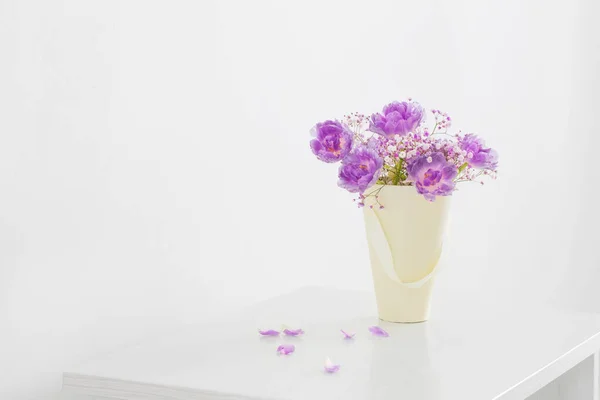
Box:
[1,0,599,398]
[553,0,600,312]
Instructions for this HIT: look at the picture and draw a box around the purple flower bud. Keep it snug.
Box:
[407,152,457,202]
[310,120,353,163]
[368,101,424,138]
[337,145,383,193]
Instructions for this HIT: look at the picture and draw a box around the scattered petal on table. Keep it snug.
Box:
[258,329,280,336]
[277,344,295,355]
[340,329,356,339]
[324,357,341,373]
[283,328,305,336]
[368,326,389,337]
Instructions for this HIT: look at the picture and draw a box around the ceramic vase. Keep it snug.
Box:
[363,185,451,323]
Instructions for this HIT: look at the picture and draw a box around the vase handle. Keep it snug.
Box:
[365,207,441,289]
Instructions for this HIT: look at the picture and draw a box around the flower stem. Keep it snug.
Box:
[430,122,438,135]
[392,159,404,185]
[431,132,453,137]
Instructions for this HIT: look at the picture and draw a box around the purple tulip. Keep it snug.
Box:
[408,152,457,202]
[460,134,498,169]
[369,101,424,138]
[310,120,353,163]
[337,145,383,193]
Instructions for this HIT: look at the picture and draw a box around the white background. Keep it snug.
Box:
[1,0,599,398]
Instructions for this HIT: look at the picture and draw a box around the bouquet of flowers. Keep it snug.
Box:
[310,99,498,205]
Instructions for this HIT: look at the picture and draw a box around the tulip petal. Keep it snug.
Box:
[324,357,340,373]
[340,329,355,339]
[258,329,280,336]
[277,344,295,355]
[283,328,304,336]
[368,326,389,337]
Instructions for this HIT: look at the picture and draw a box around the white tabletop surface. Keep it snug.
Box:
[63,287,600,400]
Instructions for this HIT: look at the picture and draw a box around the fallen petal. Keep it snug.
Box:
[258,329,280,336]
[340,329,356,339]
[283,328,304,336]
[277,344,295,355]
[324,357,340,373]
[368,326,389,337]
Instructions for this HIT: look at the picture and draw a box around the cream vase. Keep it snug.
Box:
[363,185,451,323]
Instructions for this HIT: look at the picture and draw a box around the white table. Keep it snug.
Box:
[61,287,600,400]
